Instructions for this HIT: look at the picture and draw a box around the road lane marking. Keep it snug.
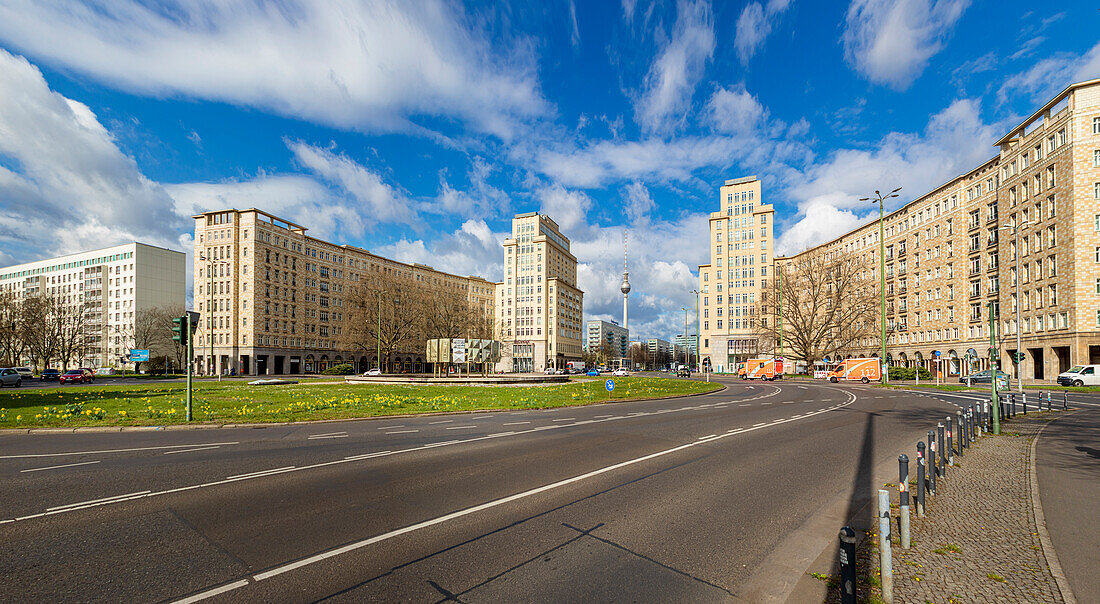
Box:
[753,422,766,427]
[164,446,221,455]
[344,451,392,461]
[552,418,576,422]
[385,430,418,434]
[502,422,530,426]
[738,404,751,407]
[593,415,612,419]
[698,434,717,439]
[21,460,100,473]
[173,392,856,601]
[311,431,349,438]
[0,442,240,459]
[307,434,348,440]
[428,420,453,424]
[446,425,477,430]
[226,467,296,480]
[47,490,152,511]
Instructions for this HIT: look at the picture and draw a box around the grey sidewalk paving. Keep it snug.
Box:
[889,412,1068,603]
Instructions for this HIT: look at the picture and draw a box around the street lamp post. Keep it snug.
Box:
[998,220,1029,393]
[690,289,700,372]
[860,187,902,383]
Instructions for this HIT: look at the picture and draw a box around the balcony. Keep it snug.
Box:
[987,237,999,248]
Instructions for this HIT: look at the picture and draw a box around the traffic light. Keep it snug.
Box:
[172,316,188,346]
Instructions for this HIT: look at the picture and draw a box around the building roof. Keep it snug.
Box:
[994,79,1100,146]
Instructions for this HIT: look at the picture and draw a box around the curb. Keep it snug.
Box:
[1028,412,1077,604]
[4,381,727,435]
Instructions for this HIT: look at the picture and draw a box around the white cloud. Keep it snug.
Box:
[622,0,638,23]
[568,0,581,48]
[0,0,548,140]
[777,97,1004,255]
[286,140,414,225]
[378,219,507,281]
[431,157,510,219]
[538,184,593,232]
[997,41,1100,106]
[842,0,970,90]
[536,136,738,188]
[734,0,792,65]
[634,0,715,133]
[705,85,767,136]
[0,49,184,264]
[623,181,655,223]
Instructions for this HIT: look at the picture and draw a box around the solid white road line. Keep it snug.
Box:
[344,451,392,461]
[47,491,152,511]
[502,422,530,426]
[445,425,477,430]
[0,442,240,459]
[310,431,348,438]
[164,446,222,455]
[21,460,101,473]
[428,420,453,424]
[385,430,419,434]
[226,467,296,481]
[175,393,856,602]
[552,418,576,422]
[307,434,348,440]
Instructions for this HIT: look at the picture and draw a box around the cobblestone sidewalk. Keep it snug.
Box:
[889,412,1066,604]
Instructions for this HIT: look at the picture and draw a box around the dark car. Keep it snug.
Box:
[0,368,22,388]
[959,370,1009,387]
[59,369,92,385]
[40,368,61,381]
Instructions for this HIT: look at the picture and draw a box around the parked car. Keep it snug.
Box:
[586,369,600,376]
[59,369,92,384]
[14,367,33,380]
[959,370,1009,387]
[612,368,629,377]
[676,367,691,377]
[40,368,61,381]
[0,368,22,387]
[94,367,117,376]
[1057,365,1100,387]
[363,368,382,376]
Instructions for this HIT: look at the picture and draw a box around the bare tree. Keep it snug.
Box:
[21,294,61,371]
[761,248,879,368]
[116,306,178,373]
[56,298,95,370]
[343,270,425,372]
[0,290,25,366]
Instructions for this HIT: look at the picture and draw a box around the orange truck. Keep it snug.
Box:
[739,358,784,380]
[826,358,882,383]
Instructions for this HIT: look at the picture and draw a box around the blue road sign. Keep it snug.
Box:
[605,379,615,392]
[130,349,150,362]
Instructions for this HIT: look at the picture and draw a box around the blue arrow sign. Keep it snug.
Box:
[605,379,615,392]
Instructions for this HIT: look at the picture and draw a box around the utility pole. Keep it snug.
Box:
[186,312,193,421]
[861,188,901,383]
[999,221,1028,393]
[988,301,1001,435]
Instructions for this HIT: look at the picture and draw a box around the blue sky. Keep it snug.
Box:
[0,1,1097,341]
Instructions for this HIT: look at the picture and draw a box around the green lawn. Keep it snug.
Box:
[0,377,721,429]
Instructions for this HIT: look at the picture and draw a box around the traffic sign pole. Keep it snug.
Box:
[186,313,193,422]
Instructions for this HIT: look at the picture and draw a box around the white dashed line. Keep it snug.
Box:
[311,431,349,438]
[308,434,348,440]
[0,442,240,459]
[502,422,530,426]
[446,425,477,430]
[47,490,151,512]
[21,460,101,473]
[226,466,296,481]
[164,446,222,455]
[428,420,453,424]
[385,430,418,435]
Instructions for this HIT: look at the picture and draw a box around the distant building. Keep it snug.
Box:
[673,333,698,356]
[586,319,629,359]
[494,212,584,372]
[646,338,671,357]
[0,242,185,368]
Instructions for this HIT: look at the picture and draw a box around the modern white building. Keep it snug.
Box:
[585,319,629,359]
[0,242,186,368]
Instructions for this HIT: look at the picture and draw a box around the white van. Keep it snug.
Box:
[1056,365,1100,387]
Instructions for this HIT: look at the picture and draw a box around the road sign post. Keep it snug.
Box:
[185,313,193,422]
[605,378,615,400]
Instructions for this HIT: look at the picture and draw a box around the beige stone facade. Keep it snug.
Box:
[192,209,494,375]
[494,212,583,372]
[697,175,776,373]
[773,79,1100,381]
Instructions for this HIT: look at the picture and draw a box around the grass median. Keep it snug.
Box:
[0,376,722,429]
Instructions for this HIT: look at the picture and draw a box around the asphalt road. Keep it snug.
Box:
[0,378,964,603]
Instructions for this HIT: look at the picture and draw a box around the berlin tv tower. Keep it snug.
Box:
[621,229,630,329]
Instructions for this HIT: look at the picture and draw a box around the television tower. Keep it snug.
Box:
[621,229,630,329]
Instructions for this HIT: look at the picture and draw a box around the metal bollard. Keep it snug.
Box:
[1011,393,1017,418]
[946,416,954,464]
[957,410,965,453]
[1063,391,1068,410]
[878,489,894,603]
[916,441,926,517]
[937,422,946,478]
[839,526,857,604]
[1023,392,1028,415]
[1047,392,1052,412]
[928,429,937,494]
[899,455,910,549]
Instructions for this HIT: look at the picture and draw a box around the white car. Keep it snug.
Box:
[363,368,382,376]
[612,368,629,377]
[1057,365,1100,387]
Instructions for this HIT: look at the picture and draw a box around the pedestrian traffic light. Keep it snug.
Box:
[172,316,188,346]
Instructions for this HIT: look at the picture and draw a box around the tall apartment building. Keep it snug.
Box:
[494,212,583,372]
[0,243,185,368]
[192,209,495,375]
[773,79,1100,380]
[585,319,629,359]
[697,175,776,372]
